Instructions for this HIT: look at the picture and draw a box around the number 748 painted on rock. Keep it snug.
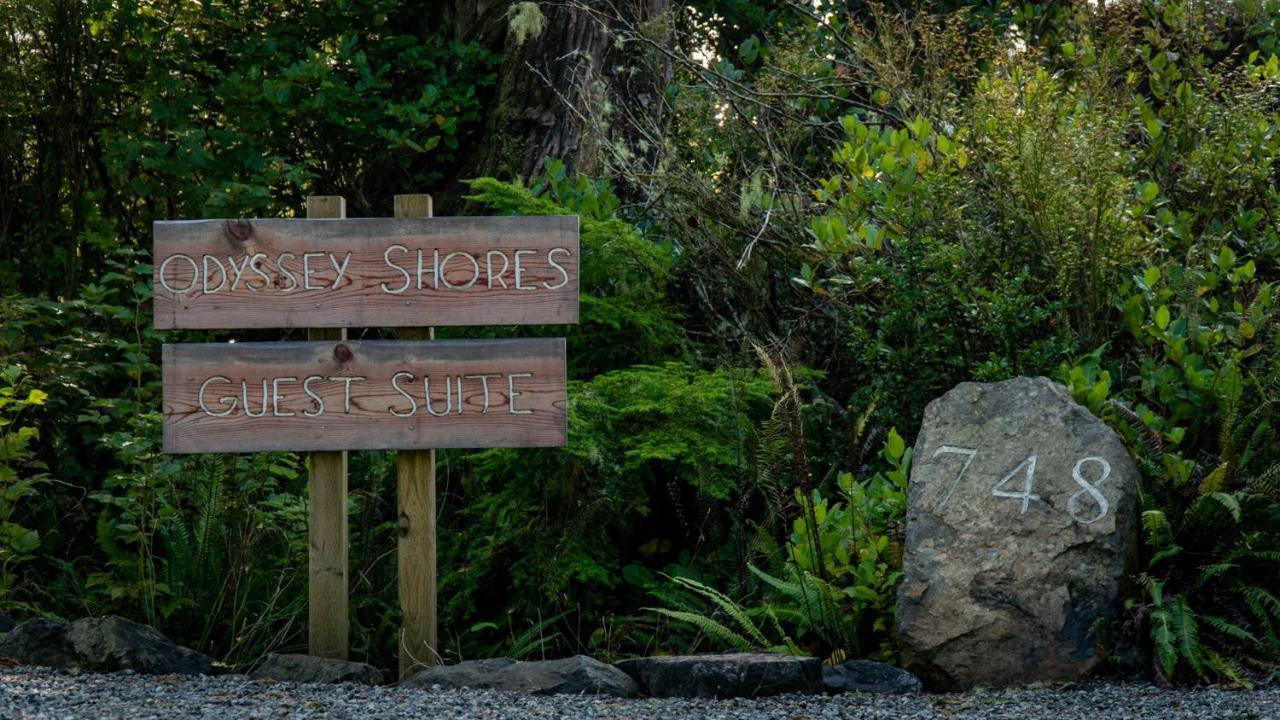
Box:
[931,446,1112,524]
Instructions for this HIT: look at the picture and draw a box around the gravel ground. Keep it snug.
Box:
[0,666,1277,720]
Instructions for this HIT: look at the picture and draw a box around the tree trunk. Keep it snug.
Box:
[453,0,671,184]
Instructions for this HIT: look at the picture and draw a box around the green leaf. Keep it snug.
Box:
[886,427,906,460]
[1140,182,1160,204]
[1216,247,1236,271]
[1155,305,1170,330]
[1143,267,1161,288]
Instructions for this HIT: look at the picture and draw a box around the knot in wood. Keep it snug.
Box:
[222,219,254,245]
[333,343,353,364]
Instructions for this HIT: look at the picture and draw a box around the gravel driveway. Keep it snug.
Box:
[1,666,1277,719]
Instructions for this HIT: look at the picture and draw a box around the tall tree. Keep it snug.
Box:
[451,0,672,182]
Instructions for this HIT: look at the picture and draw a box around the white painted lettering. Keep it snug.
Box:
[329,252,352,289]
[271,377,297,417]
[202,255,227,294]
[423,374,452,417]
[158,254,199,294]
[441,251,480,290]
[381,245,411,294]
[197,376,237,416]
[302,252,326,290]
[513,250,536,290]
[507,372,533,414]
[464,374,501,414]
[544,247,571,289]
[241,379,269,418]
[302,375,325,417]
[328,376,365,414]
[932,446,978,511]
[1069,457,1112,524]
[390,371,418,417]
[486,250,510,289]
[991,454,1040,514]
[247,253,271,291]
[277,252,299,292]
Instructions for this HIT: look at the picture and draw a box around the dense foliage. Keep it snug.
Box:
[2,0,1278,686]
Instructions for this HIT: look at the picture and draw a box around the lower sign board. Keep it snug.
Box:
[162,338,567,453]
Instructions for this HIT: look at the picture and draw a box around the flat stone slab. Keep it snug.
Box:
[615,653,822,698]
[895,377,1138,689]
[251,653,382,685]
[0,616,215,675]
[822,660,921,694]
[403,655,637,697]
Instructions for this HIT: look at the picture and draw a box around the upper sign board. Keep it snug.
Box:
[153,216,579,329]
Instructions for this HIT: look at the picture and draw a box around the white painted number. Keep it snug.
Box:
[931,443,1113,525]
[932,446,978,511]
[1068,457,1111,524]
[991,454,1041,514]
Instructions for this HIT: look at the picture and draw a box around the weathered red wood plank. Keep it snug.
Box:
[162,338,567,453]
[153,216,579,329]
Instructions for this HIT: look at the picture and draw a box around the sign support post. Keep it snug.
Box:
[394,194,437,678]
[306,195,349,660]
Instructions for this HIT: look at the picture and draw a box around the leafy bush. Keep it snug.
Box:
[0,364,50,609]
[1067,250,1280,684]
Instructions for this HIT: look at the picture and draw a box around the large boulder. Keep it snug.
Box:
[0,616,215,675]
[822,660,921,694]
[895,377,1138,690]
[251,653,382,685]
[403,655,637,697]
[614,653,822,698]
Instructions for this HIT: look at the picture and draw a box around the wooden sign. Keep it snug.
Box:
[162,338,567,453]
[153,216,579,329]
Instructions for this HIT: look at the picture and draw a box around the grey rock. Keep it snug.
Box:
[251,653,383,685]
[0,616,215,675]
[0,619,77,667]
[0,612,15,633]
[615,653,822,698]
[403,655,637,697]
[822,660,921,694]
[895,377,1139,690]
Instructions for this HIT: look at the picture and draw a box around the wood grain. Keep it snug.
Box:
[153,215,579,329]
[305,195,349,661]
[393,194,438,679]
[162,338,568,453]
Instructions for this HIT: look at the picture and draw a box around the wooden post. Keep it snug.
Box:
[394,193,437,679]
[306,195,349,660]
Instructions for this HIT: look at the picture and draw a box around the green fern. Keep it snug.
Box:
[645,574,800,654]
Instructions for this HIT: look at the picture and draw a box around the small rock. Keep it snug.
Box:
[0,616,215,675]
[403,655,637,697]
[251,653,383,685]
[614,653,822,698]
[822,660,921,694]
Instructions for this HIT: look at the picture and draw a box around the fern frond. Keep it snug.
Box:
[1150,605,1177,680]
[1199,614,1259,645]
[646,607,755,651]
[1189,491,1242,523]
[1243,586,1280,626]
[1204,648,1253,689]
[1142,510,1175,548]
[1193,562,1237,589]
[1169,595,1205,678]
[669,575,771,648]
